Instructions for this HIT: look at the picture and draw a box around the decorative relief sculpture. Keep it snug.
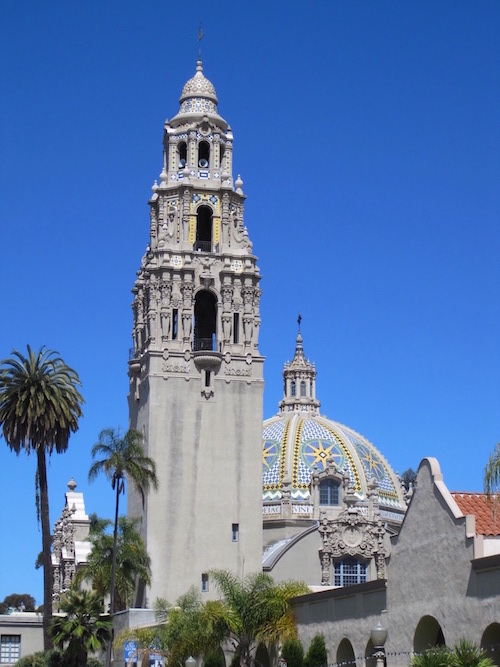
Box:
[316,472,389,585]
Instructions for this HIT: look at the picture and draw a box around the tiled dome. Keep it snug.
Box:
[263,327,406,516]
[263,412,405,513]
[178,60,219,116]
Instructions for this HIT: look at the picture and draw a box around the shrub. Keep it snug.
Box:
[282,638,304,667]
[304,635,327,667]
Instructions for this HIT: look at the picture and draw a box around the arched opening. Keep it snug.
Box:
[178,141,187,168]
[481,623,500,665]
[194,290,217,351]
[413,615,446,654]
[364,639,376,667]
[219,143,226,168]
[320,479,340,506]
[300,380,306,397]
[198,140,210,168]
[337,638,356,667]
[334,558,367,586]
[255,644,270,667]
[290,380,296,397]
[195,205,213,252]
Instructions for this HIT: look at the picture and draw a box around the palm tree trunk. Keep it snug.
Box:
[106,481,121,667]
[37,448,54,650]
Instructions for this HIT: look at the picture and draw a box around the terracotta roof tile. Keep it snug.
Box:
[451,492,500,536]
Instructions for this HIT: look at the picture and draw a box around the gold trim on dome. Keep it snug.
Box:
[279,419,291,489]
[291,420,306,489]
[321,420,362,492]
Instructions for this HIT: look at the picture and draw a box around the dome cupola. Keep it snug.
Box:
[279,316,320,415]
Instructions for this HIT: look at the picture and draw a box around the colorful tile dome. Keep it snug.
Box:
[263,326,406,516]
[177,60,220,118]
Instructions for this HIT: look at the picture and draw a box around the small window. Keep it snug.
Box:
[334,558,367,587]
[201,572,209,592]
[1,636,21,664]
[300,380,306,397]
[319,479,340,506]
[205,371,211,388]
[232,523,239,542]
[290,381,296,397]
[172,309,178,340]
[233,313,239,344]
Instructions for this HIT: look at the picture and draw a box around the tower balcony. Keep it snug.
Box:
[193,337,222,373]
[194,240,213,253]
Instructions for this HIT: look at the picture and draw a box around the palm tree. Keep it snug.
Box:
[448,639,494,667]
[484,443,500,497]
[209,570,309,667]
[75,514,152,611]
[122,573,307,667]
[51,588,112,667]
[88,428,158,667]
[0,345,84,650]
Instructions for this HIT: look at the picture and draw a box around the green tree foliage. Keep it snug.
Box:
[122,572,308,667]
[88,428,158,620]
[411,647,450,667]
[14,649,67,667]
[209,570,309,667]
[74,514,152,612]
[0,593,36,613]
[448,640,494,667]
[484,443,500,497]
[411,641,494,667]
[0,346,83,650]
[304,634,327,667]
[203,650,226,667]
[120,587,225,667]
[281,638,305,667]
[50,588,111,667]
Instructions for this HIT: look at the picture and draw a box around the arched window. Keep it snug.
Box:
[198,141,210,168]
[300,380,306,397]
[194,290,217,351]
[195,206,212,252]
[319,479,340,505]
[178,141,187,168]
[334,558,367,586]
[290,381,296,397]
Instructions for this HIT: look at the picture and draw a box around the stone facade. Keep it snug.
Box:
[291,457,500,666]
[127,60,264,606]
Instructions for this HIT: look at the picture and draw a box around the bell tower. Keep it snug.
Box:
[128,60,264,605]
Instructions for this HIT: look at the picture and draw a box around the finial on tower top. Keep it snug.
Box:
[297,313,302,331]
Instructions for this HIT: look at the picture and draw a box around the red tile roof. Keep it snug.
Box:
[451,493,500,536]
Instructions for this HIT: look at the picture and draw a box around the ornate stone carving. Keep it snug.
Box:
[224,367,252,376]
[317,480,389,585]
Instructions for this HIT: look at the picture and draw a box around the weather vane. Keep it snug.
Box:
[297,313,302,330]
[198,22,204,57]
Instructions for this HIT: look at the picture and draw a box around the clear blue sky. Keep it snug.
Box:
[1,1,499,607]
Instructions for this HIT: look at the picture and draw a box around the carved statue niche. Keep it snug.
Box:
[243,314,253,346]
[222,313,232,344]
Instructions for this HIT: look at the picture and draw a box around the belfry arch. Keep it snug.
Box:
[195,205,213,252]
[194,289,217,351]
